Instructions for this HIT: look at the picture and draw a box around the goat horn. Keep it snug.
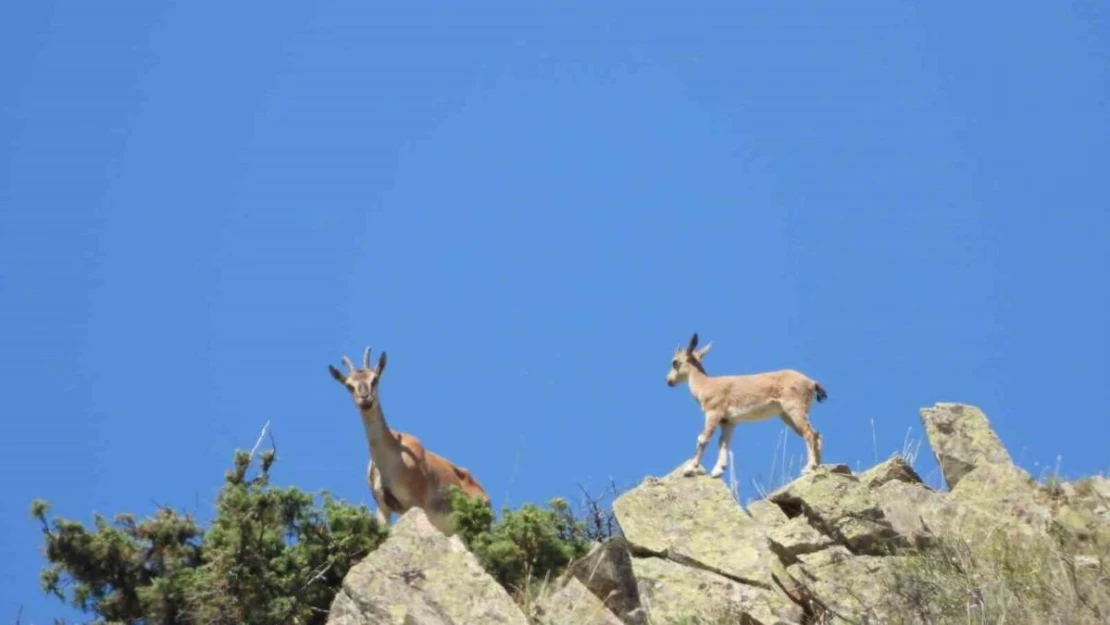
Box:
[341,355,355,373]
[362,346,372,370]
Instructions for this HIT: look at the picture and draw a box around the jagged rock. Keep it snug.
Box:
[327,584,456,625]
[786,546,904,624]
[747,500,836,560]
[747,499,790,528]
[919,403,1012,489]
[1053,478,1110,557]
[822,463,855,476]
[632,556,803,625]
[1059,476,1110,522]
[916,402,1062,540]
[873,466,1051,547]
[767,516,836,562]
[564,537,646,625]
[948,460,1055,533]
[870,479,946,547]
[533,577,624,625]
[858,454,924,488]
[768,466,908,555]
[326,508,527,625]
[612,468,778,586]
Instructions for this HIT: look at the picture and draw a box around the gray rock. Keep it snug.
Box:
[326,508,527,625]
[769,466,908,555]
[948,460,1054,533]
[858,454,924,489]
[767,516,836,562]
[564,537,645,625]
[632,557,802,625]
[746,499,790,528]
[787,546,906,624]
[613,468,779,587]
[919,403,1012,489]
[533,577,624,625]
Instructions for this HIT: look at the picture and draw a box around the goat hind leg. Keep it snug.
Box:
[779,408,823,474]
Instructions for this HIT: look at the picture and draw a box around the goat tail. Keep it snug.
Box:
[813,382,828,403]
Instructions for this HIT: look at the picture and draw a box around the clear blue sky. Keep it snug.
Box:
[2,2,1107,621]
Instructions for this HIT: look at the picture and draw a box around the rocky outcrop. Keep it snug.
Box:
[563,537,646,625]
[329,402,1109,624]
[612,466,782,588]
[532,577,624,625]
[327,509,528,625]
[919,402,1012,489]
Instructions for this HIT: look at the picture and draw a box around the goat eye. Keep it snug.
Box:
[672,360,680,369]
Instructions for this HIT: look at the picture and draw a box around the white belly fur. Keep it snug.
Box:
[725,401,779,424]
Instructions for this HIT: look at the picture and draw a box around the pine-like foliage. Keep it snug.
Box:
[32,449,387,625]
[448,488,597,595]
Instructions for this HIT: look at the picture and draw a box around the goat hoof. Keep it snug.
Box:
[709,468,725,479]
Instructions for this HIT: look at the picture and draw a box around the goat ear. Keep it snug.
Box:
[376,352,388,375]
[328,365,347,385]
[687,332,699,353]
[695,342,713,360]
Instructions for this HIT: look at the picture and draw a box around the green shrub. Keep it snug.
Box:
[33,449,387,625]
[448,487,596,595]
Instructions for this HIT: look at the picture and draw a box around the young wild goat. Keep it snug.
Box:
[665,332,829,479]
[328,346,489,536]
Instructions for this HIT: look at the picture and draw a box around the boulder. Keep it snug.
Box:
[858,454,924,489]
[918,402,1061,539]
[632,556,802,625]
[869,479,947,547]
[1053,476,1110,557]
[612,468,778,587]
[326,585,455,625]
[786,546,905,624]
[767,516,837,562]
[532,577,624,625]
[746,499,790,528]
[919,403,1012,489]
[326,508,527,625]
[768,466,909,555]
[563,537,646,625]
[948,460,1054,533]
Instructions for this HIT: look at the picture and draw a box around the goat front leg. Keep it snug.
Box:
[709,421,736,478]
[683,413,722,477]
[367,461,393,527]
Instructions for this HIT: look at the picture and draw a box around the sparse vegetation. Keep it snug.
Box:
[876,524,1110,624]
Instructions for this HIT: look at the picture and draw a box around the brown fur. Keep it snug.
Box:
[330,346,489,536]
[665,333,829,479]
